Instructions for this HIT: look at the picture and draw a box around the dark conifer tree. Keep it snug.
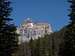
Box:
[29,38,34,56]
[59,0,75,56]
[0,0,18,56]
[69,0,75,24]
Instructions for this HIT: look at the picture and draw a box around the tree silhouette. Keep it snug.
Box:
[0,0,18,56]
[59,0,75,56]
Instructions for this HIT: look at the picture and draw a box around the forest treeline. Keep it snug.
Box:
[14,28,65,56]
[14,0,75,56]
[0,0,75,56]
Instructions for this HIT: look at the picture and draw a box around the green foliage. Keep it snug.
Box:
[68,0,75,23]
[59,24,75,56]
[58,0,75,56]
[28,35,51,56]
[0,0,18,56]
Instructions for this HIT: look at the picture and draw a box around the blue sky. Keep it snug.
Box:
[11,0,70,31]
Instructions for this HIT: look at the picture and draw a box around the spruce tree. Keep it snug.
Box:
[0,0,18,56]
[29,38,34,56]
[69,0,75,24]
[58,0,75,56]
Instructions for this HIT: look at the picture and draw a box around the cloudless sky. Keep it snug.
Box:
[11,0,70,31]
